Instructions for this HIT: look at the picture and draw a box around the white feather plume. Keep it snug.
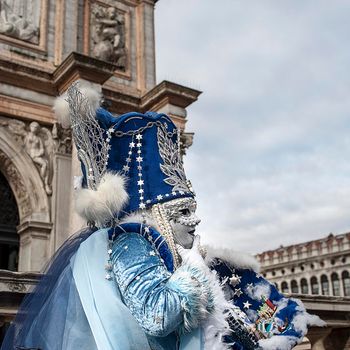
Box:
[75,172,128,227]
[204,245,260,272]
[53,81,102,128]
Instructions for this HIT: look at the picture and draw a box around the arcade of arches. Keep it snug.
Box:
[257,233,350,349]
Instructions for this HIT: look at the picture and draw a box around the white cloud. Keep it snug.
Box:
[155,0,350,253]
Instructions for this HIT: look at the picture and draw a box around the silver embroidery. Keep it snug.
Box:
[157,123,190,192]
[66,84,109,190]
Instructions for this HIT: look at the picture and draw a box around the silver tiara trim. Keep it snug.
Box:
[66,84,108,190]
[157,122,190,193]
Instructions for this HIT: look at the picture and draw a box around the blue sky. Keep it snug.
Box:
[155,0,350,253]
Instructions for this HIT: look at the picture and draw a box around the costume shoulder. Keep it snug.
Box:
[205,245,324,350]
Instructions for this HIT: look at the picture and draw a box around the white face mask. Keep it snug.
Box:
[162,198,201,249]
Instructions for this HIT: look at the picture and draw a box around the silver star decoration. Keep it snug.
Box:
[136,134,142,140]
[139,203,146,209]
[179,190,185,195]
[220,276,229,286]
[243,301,252,309]
[108,127,114,133]
[136,156,143,162]
[138,179,144,186]
[139,189,144,194]
[233,288,243,297]
[144,227,150,233]
[129,142,135,148]
[229,274,241,287]
[157,194,163,200]
[246,283,254,290]
[122,165,130,172]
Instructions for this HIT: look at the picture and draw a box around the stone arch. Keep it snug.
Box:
[300,278,309,294]
[281,281,289,293]
[320,274,329,295]
[291,279,299,293]
[0,129,51,271]
[0,134,50,223]
[331,272,340,296]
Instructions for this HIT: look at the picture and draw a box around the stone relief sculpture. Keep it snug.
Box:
[0,0,40,44]
[90,4,126,70]
[0,119,53,195]
[52,122,72,155]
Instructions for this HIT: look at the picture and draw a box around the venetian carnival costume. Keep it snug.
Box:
[1,83,323,350]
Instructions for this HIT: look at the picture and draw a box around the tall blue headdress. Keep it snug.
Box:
[66,84,195,223]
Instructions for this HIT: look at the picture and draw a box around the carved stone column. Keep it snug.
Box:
[51,123,74,250]
[17,221,52,272]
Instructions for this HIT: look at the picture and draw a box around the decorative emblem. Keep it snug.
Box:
[157,123,190,193]
[229,274,241,287]
[233,288,243,297]
[243,300,252,309]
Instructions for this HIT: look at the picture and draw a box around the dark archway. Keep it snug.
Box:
[0,171,19,271]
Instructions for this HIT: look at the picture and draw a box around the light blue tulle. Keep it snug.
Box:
[1,228,203,350]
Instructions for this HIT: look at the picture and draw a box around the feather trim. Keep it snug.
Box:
[167,265,211,333]
[202,269,231,350]
[75,172,128,227]
[53,81,101,128]
[204,245,260,272]
[168,251,230,348]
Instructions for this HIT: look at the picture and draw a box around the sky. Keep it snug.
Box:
[154,0,350,254]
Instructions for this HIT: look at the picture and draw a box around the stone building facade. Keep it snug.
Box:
[0,0,200,342]
[257,232,350,349]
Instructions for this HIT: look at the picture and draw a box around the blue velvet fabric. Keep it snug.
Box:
[111,233,182,338]
[80,108,194,216]
[108,223,174,272]
[111,231,211,349]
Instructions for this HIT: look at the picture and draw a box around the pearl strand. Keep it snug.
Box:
[151,204,180,269]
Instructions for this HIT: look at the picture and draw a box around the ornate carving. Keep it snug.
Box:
[7,281,26,292]
[0,118,54,195]
[90,4,126,70]
[0,0,40,44]
[0,150,31,217]
[180,132,194,157]
[52,122,72,155]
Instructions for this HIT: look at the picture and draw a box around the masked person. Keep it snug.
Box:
[1,83,323,350]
